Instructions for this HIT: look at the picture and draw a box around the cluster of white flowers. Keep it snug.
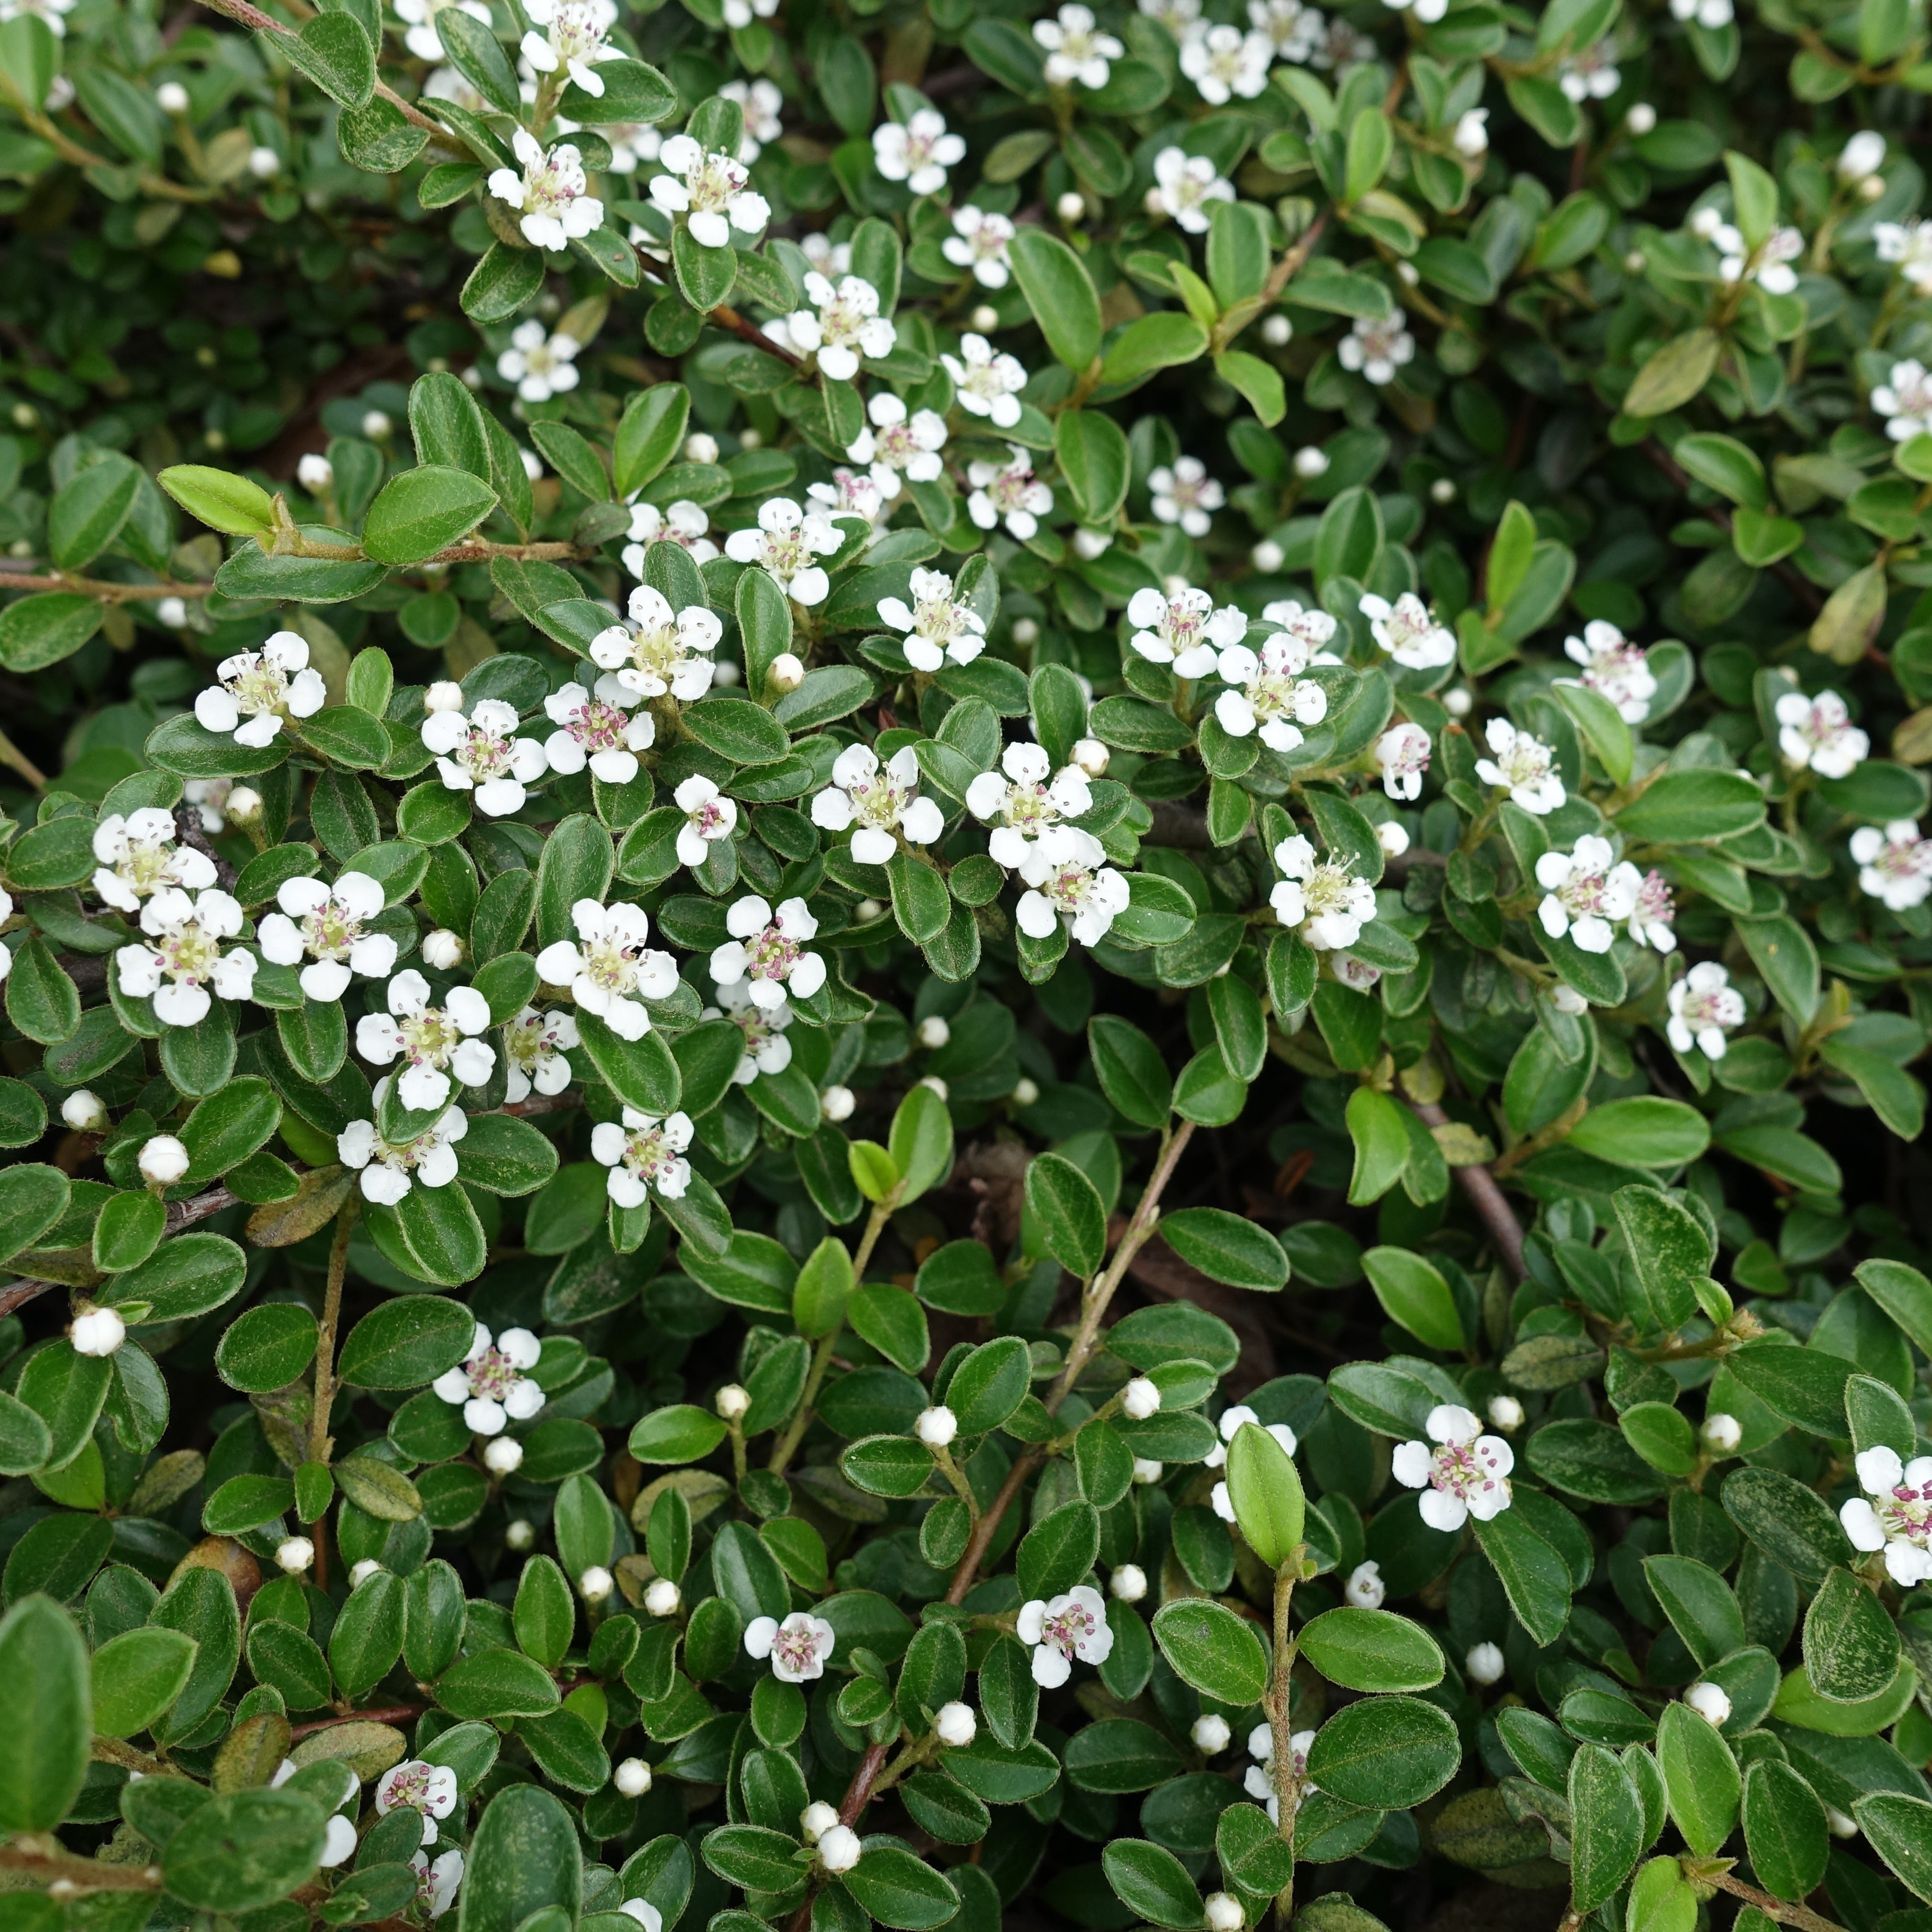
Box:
[711,895,827,1008]
[258,871,397,1000]
[1128,583,1247,677]
[812,744,946,863]
[848,393,947,499]
[1243,1721,1316,1826]
[1214,629,1328,752]
[357,970,496,1111]
[1555,38,1620,101]
[195,630,326,747]
[783,273,896,382]
[433,1323,543,1434]
[496,319,579,403]
[1178,21,1272,100]
[339,1094,469,1203]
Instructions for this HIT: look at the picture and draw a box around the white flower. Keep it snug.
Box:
[1033,3,1124,86]
[718,78,783,161]
[376,1760,460,1846]
[580,1566,614,1603]
[1776,689,1868,778]
[1613,866,1673,956]
[503,1005,579,1103]
[820,1084,856,1122]
[412,1851,463,1920]
[1358,592,1455,671]
[1375,722,1432,801]
[1839,1447,1932,1586]
[1556,39,1619,101]
[876,567,985,675]
[1669,0,1731,24]
[1667,960,1746,1060]
[849,394,948,500]
[391,0,490,60]
[505,1520,535,1550]
[432,1323,543,1435]
[1143,0,1202,29]
[1488,1395,1524,1432]
[355,973,493,1113]
[0,0,77,37]
[483,1436,523,1473]
[745,1609,837,1682]
[320,1815,359,1867]
[542,677,656,785]
[520,0,620,94]
[916,1406,958,1447]
[603,119,665,174]
[257,871,397,1001]
[1193,1713,1231,1753]
[1392,1404,1514,1532]
[943,207,1016,288]
[1149,146,1235,234]
[422,698,548,817]
[1248,0,1325,56]
[194,629,326,748]
[181,778,236,834]
[784,272,897,383]
[965,741,1091,868]
[71,1307,127,1357]
[1852,818,1932,910]
[710,895,828,1012]
[496,319,581,403]
[1475,719,1565,813]
[591,585,723,702]
[648,132,768,249]
[1465,1642,1506,1685]
[702,976,794,1085]
[1343,1561,1384,1609]
[1244,1727,1317,1825]
[1339,315,1416,387]
[800,232,853,279]
[622,500,719,576]
[1534,836,1638,954]
[811,744,945,865]
[1110,1564,1148,1603]
[1214,632,1329,753]
[655,775,735,873]
[645,1578,682,1616]
[1016,1584,1114,1687]
[1562,619,1656,722]
[534,900,678,1044]
[337,1097,468,1204]
[1178,21,1272,101]
[91,808,216,914]
[1684,1681,1732,1727]
[276,1536,315,1573]
[1877,218,1932,295]
[1293,445,1331,480]
[968,445,1056,540]
[138,1133,190,1185]
[114,887,255,1026]
[943,334,1030,428]
[1270,835,1374,951]
[1717,224,1802,294]
[1838,130,1887,183]
[1701,1413,1742,1453]
[723,497,843,606]
[808,467,887,530]
[1148,457,1225,537]
[1453,109,1489,156]
[1016,826,1131,947]
[935,1701,977,1747]
[816,1826,861,1873]
[614,1758,652,1798]
[1122,1376,1161,1420]
[873,109,964,196]
[1128,584,1245,678]
[488,129,603,252]
[61,1091,108,1133]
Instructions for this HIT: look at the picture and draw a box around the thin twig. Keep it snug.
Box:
[1710,1874,1847,1932]
[289,1704,425,1739]
[0,723,48,790]
[0,570,213,602]
[1405,1099,1525,1278]
[767,1202,889,1475]
[307,1196,359,1472]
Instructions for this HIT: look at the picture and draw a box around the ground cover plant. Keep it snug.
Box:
[4,0,1932,1930]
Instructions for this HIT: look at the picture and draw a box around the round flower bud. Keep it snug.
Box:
[800,1802,839,1844]
[614,1757,653,1797]
[1397,261,1419,288]
[1012,1077,1040,1107]
[1684,1681,1732,1727]
[1430,478,1456,503]
[820,1085,856,1123]
[61,1090,108,1133]
[816,1825,862,1874]
[1056,191,1086,222]
[484,1435,524,1474]
[1488,1395,1524,1432]
[505,1519,535,1551]
[1376,820,1410,857]
[918,1076,949,1101]
[1131,1456,1163,1484]
[361,410,393,439]
[1827,1806,1858,1839]
[739,428,762,450]
[934,1702,977,1747]
[1071,737,1110,777]
[421,928,465,971]
[917,1016,951,1049]
[1625,102,1657,134]
[1260,315,1292,347]
[71,1307,127,1357]
[645,1578,682,1616]
[1624,250,1647,274]
[1443,686,1474,719]
[971,305,1000,332]
[684,433,720,466]
[579,1566,614,1603]
[1206,1894,1245,1932]
[1344,1561,1385,1609]
[11,403,34,427]
[712,658,741,685]
[916,1406,958,1447]
[1689,205,1723,238]
[1701,1413,1742,1454]
[425,679,466,713]
[349,1559,384,1587]
[1192,1714,1231,1754]
[1072,527,1113,560]
[1251,540,1285,573]
[856,899,885,924]
[1465,1642,1506,1686]
[1010,617,1040,646]
[139,1134,190,1186]
[769,652,805,692]
[1293,445,1330,479]
[156,597,187,628]
[1551,983,1589,1015]
[156,80,190,113]
[716,1384,752,1422]
[276,1537,316,1573]
[248,145,281,178]
[1861,174,1886,201]
[1122,1376,1162,1420]
[226,786,262,824]
[1110,1563,1147,1603]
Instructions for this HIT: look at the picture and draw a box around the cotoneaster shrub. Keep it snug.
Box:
[3,0,1932,1928]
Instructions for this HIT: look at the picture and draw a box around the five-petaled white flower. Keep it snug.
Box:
[812,744,946,863]
[115,887,255,1026]
[504,1005,579,1102]
[1271,834,1375,950]
[1017,826,1130,946]
[745,1611,837,1682]
[1359,592,1456,670]
[623,500,719,577]
[433,1322,544,1434]
[873,109,964,196]
[1214,632,1329,752]
[968,742,1093,867]
[649,133,768,248]
[711,895,827,1009]
[1670,0,1732,24]
[878,568,986,673]
[1375,722,1432,800]
[705,977,794,1082]
[1626,869,1677,953]
[1394,1405,1514,1531]
[1535,836,1639,954]
[785,272,897,383]
[591,585,724,702]
[1562,620,1656,722]
[1852,819,1932,910]
[1776,689,1868,779]
[849,393,947,499]
[673,774,739,867]
[1034,3,1124,85]
[1179,21,1272,101]
[412,1851,464,1920]
[1475,718,1565,814]
[943,207,1016,287]
[1877,218,1932,295]
[423,697,549,818]
[489,129,603,252]
[376,1761,460,1845]
[1017,1585,1114,1687]
[1667,960,1746,1059]
[1339,315,1416,386]
[1149,146,1235,234]
[1840,1447,1932,1587]
[542,678,656,785]
[592,1107,696,1205]
[535,900,679,1042]
[520,0,620,93]
[357,969,496,1111]
[1149,457,1225,536]
[194,629,327,748]
[392,0,490,62]
[338,1093,468,1204]
[943,334,1029,428]
[968,447,1054,540]
[724,497,844,606]
[496,319,580,403]
[92,808,217,913]
[258,871,397,1001]
[1128,584,1246,678]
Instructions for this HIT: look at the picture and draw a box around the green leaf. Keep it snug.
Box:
[1149,1597,1269,1705]
[1473,1508,1572,1646]
[1055,409,1131,523]
[1102,1840,1204,1930]
[843,1845,960,1930]
[1803,1565,1899,1703]
[1160,1209,1287,1290]
[1613,770,1765,842]
[1008,227,1102,373]
[1345,1087,1409,1203]
[337,1294,475,1389]
[163,1787,329,1910]
[0,1595,90,1828]
[945,1336,1032,1435]
[1624,328,1721,417]
[1304,1695,1460,1808]
[159,464,278,538]
[1568,1098,1710,1169]
[1612,1185,1713,1329]
[1655,1700,1740,1857]
[361,465,498,564]
[887,1083,953,1205]
[1016,1500,1100,1601]
[281,10,375,107]
[1568,1743,1644,1912]
[1225,1419,1305,1567]
[629,1405,729,1465]
[458,1785,582,1932]
[1087,1015,1171,1126]
[1024,1151,1106,1278]
[1742,1759,1828,1901]
[1300,1608,1443,1693]
[1855,1792,1932,1901]
[1361,1246,1464,1350]
[0,593,102,673]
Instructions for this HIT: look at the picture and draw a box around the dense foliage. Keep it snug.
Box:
[5,0,1932,1928]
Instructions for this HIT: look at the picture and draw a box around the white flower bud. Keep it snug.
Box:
[817,1824,862,1873]
[1011,1077,1040,1106]
[856,899,885,924]
[139,1134,190,1185]
[1293,445,1330,479]
[1684,1681,1732,1727]
[1344,1561,1385,1609]
[684,433,720,466]
[225,786,262,824]
[1056,191,1086,221]
[820,1085,856,1123]
[1010,617,1040,646]
[1430,478,1456,503]
[1861,174,1886,201]
[156,80,190,113]
[421,928,465,971]
[349,1559,384,1587]
[971,305,1000,332]
[155,597,187,629]
[1827,1805,1858,1839]
[1071,737,1109,777]
[61,1091,108,1132]
[1122,1376,1161,1420]
[505,1519,535,1551]
[739,428,762,450]
[1132,1457,1163,1484]
[1690,205,1723,239]
[1110,1564,1148,1603]
[1465,1642,1506,1685]
[1192,1714,1231,1754]
[1375,820,1410,857]
[1625,102,1657,134]
[1206,1894,1245,1932]
[917,1406,958,1447]
[769,652,805,692]
[10,403,33,428]
[934,1701,977,1747]
[71,1307,127,1357]
[716,1384,752,1421]
[1443,686,1474,719]
[248,145,281,178]
[645,1578,682,1616]
[800,1801,839,1843]
[1551,984,1589,1015]
[1838,129,1886,182]
[425,679,466,713]
[297,453,334,491]
[361,410,393,439]
[1701,1413,1742,1454]
[579,1565,614,1603]
[1260,315,1292,347]
[484,1436,524,1474]
[1072,527,1113,560]
[1624,251,1648,274]
[918,1076,949,1101]
[917,1016,951,1049]
[520,445,543,477]
[1397,261,1419,287]
[276,1536,315,1573]
[1251,540,1285,573]
[1488,1395,1524,1432]
[1144,185,1165,217]
[712,658,741,685]
[615,1757,653,1796]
